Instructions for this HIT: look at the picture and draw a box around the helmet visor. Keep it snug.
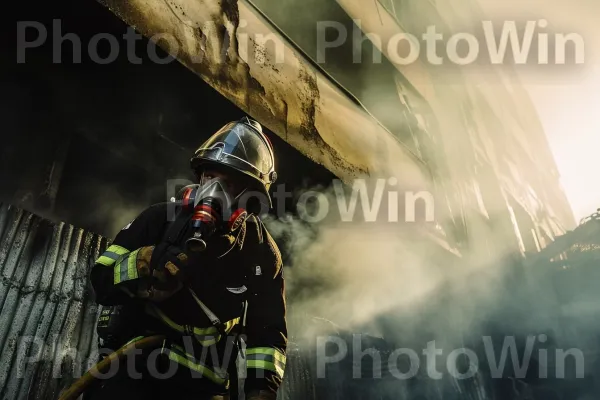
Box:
[197,122,274,175]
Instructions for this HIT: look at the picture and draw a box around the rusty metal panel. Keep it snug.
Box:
[0,202,107,400]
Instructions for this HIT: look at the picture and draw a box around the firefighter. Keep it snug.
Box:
[88,117,286,400]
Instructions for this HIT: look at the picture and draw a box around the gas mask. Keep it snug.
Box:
[177,176,248,253]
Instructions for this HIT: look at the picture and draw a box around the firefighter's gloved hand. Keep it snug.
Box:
[133,244,189,302]
[246,391,277,400]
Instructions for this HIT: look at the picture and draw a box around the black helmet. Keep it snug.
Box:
[190,117,277,209]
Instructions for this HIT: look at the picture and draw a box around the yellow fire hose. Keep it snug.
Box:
[58,335,166,400]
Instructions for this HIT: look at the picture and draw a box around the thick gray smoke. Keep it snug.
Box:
[265,178,517,341]
[265,177,600,400]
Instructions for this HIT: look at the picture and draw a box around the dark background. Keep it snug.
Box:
[0,0,336,239]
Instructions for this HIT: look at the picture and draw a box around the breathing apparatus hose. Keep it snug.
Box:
[58,334,166,400]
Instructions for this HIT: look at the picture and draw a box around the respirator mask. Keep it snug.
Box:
[176,174,249,253]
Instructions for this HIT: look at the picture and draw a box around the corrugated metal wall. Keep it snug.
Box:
[0,203,107,400]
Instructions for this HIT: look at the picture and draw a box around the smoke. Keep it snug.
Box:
[266,177,600,400]
[265,178,517,343]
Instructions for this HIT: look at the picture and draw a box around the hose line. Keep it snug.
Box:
[58,335,166,400]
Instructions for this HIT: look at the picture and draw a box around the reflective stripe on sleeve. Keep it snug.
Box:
[246,347,286,378]
[113,249,139,284]
[96,244,130,267]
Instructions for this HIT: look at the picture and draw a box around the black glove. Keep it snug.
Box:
[149,242,189,281]
[130,244,189,302]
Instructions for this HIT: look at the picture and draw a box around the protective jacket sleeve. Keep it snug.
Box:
[90,203,168,305]
[244,226,288,397]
